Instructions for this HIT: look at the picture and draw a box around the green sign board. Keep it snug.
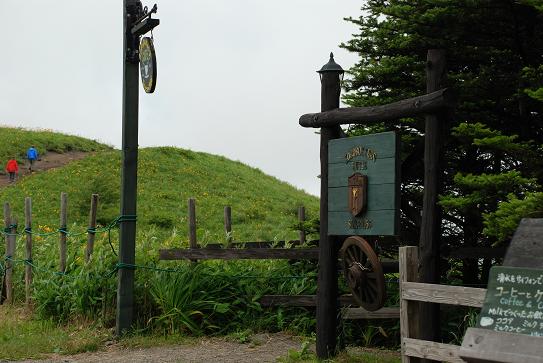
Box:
[328,131,399,236]
[477,266,543,337]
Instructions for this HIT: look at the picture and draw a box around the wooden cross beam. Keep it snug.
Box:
[299,88,454,128]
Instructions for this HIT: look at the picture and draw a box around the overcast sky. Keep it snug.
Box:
[1,0,362,196]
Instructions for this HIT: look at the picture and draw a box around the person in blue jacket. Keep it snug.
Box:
[27,145,38,171]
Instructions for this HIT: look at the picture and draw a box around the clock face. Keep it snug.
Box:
[139,37,157,93]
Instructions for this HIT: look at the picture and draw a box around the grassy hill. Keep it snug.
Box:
[0,146,319,243]
[0,126,110,163]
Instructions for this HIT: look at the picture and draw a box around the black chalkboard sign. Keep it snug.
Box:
[477,266,543,337]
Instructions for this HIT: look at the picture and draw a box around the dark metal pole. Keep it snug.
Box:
[117,0,141,335]
[316,53,343,359]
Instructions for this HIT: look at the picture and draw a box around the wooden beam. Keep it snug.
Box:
[401,282,486,308]
[299,88,454,128]
[403,338,463,363]
[259,294,356,307]
[400,246,421,363]
[343,307,400,320]
[159,247,319,260]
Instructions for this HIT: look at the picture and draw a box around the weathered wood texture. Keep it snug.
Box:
[460,328,543,363]
[24,197,32,305]
[403,338,464,363]
[401,282,486,308]
[159,247,319,260]
[59,192,68,272]
[3,203,14,304]
[503,218,543,268]
[85,194,99,262]
[418,49,447,348]
[299,88,454,128]
[298,206,306,245]
[316,67,343,359]
[224,206,232,247]
[342,307,400,320]
[328,132,399,236]
[188,198,197,249]
[400,246,421,363]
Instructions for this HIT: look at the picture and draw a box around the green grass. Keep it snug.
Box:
[0,306,109,360]
[277,342,401,363]
[0,146,319,242]
[0,126,110,163]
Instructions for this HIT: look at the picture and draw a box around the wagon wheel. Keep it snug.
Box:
[340,236,386,311]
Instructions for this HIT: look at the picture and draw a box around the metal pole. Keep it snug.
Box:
[116,0,141,335]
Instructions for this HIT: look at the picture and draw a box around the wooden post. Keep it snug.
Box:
[86,194,99,262]
[418,49,446,347]
[24,197,32,306]
[117,0,140,335]
[400,246,421,363]
[59,192,68,273]
[316,53,344,359]
[188,198,197,249]
[3,203,13,304]
[224,206,232,246]
[298,206,306,244]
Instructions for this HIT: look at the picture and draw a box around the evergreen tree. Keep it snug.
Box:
[341,0,543,283]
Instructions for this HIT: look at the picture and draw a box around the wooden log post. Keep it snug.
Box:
[316,53,344,359]
[24,197,33,306]
[3,203,13,304]
[224,206,232,247]
[188,198,197,249]
[418,49,446,349]
[59,192,68,273]
[86,194,99,262]
[298,206,306,245]
[400,246,422,363]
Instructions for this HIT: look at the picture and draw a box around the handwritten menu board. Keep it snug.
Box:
[478,266,543,336]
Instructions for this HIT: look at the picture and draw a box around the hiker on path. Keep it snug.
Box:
[5,158,18,183]
[27,145,38,171]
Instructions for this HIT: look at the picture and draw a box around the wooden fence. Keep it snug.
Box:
[1,193,99,306]
[400,246,487,362]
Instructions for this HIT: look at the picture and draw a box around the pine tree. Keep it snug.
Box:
[341,0,543,283]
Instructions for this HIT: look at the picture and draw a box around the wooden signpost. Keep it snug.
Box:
[328,131,399,236]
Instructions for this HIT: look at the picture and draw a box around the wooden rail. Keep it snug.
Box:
[399,246,487,363]
[159,247,319,260]
[299,88,454,128]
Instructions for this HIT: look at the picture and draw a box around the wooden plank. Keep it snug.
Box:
[24,197,32,305]
[159,247,319,260]
[328,157,397,187]
[329,184,396,211]
[85,194,99,262]
[402,282,486,307]
[328,210,398,236]
[204,240,317,249]
[299,88,455,128]
[403,338,463,363]
[343,307,400,320]
[400,246,421,363]
[460,327,543,363]
[59,192,67,272]
[328,131,398,163]
[260,295,356,307]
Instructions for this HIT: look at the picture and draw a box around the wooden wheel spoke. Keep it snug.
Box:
[340,236,386,312]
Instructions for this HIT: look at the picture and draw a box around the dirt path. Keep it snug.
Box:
[16,333,306,363]
[0,151,89,188]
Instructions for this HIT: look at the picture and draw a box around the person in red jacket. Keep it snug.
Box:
[6,157,18,183]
